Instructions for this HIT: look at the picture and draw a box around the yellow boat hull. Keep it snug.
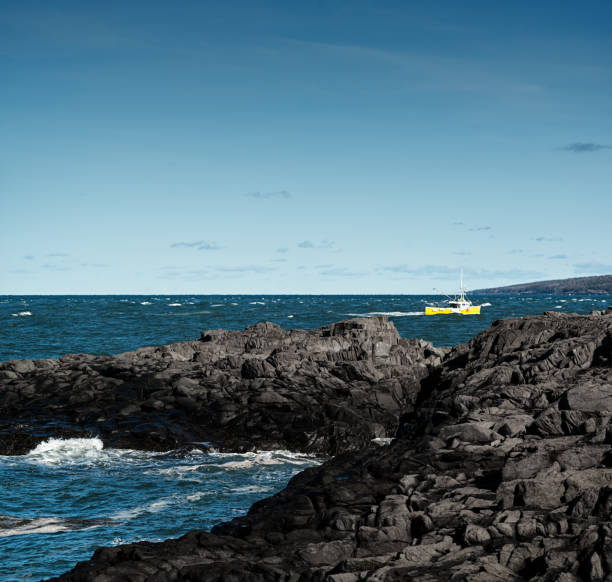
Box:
[425,305,481,316]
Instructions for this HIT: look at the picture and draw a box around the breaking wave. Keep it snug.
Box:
[25,438,105,464]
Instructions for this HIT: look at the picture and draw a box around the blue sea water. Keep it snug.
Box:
[1,294,611,580]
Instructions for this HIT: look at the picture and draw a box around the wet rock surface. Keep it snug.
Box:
[0,316,439,456]
[48,310,612,582]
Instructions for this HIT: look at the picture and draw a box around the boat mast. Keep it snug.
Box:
[460,269,466,301]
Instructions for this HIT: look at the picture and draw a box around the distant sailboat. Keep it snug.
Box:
[425,270,482,315]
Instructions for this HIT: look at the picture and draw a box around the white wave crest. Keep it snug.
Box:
[217,450,319,470]
[140,301,152,305]
[25,438,104,464]
[231,485,272,494]
[480,302,492,307]
[168,303,182,307]
[111,498,172,521]
[11,311,32,317]
[0,515,103,537]
[249,301,265,305]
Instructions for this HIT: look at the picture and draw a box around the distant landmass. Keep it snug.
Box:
[474,274,612,294]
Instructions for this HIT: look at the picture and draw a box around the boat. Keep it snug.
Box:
[425,271,482,315]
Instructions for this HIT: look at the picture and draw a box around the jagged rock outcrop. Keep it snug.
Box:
[0,316,441,456]
[52,310,612,582]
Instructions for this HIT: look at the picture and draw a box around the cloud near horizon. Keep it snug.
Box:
[298,240,334,249]
[319,267,367,277]
[574,262,612,275]
[535,236,563,243]
[245,190,291,199]
[171,240,220,250]
[379,264,543,281]
[562,142,612,153]
[216,265,275,273]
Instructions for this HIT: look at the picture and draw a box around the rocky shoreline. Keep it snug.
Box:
[3,310,612,581]
[0,316,442,457]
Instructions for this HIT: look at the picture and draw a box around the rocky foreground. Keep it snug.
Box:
[0,317,441,456]
[3,310,612,581]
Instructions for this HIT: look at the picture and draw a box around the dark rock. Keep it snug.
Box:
[21,311,612,581]
[0,316,432,456]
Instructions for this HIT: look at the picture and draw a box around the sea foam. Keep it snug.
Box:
[25,437,106,464]
[0,515,108,538]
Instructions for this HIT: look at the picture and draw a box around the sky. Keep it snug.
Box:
[1,0,611,294]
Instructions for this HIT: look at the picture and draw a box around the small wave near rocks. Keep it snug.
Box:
[0,438,320,579]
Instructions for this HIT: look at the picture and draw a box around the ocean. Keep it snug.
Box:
[1,294,611,580]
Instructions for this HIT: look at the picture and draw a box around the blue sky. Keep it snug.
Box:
[1,0,611,293]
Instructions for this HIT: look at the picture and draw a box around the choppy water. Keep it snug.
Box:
[2,294,611,361]
[0,439,319,581]
[1,294,611,580]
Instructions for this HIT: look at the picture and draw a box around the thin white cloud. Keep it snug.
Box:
[298,240,334,249]
[574,262,612,274]
[245,190,291,199]
[379,264,543,281]
[216,266,275,273]
[319,267,367,277]
[535,236,563,243]
[171,240,220,250]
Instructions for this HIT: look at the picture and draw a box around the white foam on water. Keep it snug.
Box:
[0,517,69,538]
[22,438,174,466]
[168,303,182,307]
[25,438,105,464]
[210,304,223,307]
[287,314,294,318]
[111,498,172,521]
[140,301,152,305]
[481,302,492,307]
[11,311,32,317]
[555,305,562,308]
[186,491,213,502]
[215,450,320,470]
[231,485,272,494]
[231,302,238,306]
[0,516,102,538]
[151,463,209,478]
[249,301,265,305]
